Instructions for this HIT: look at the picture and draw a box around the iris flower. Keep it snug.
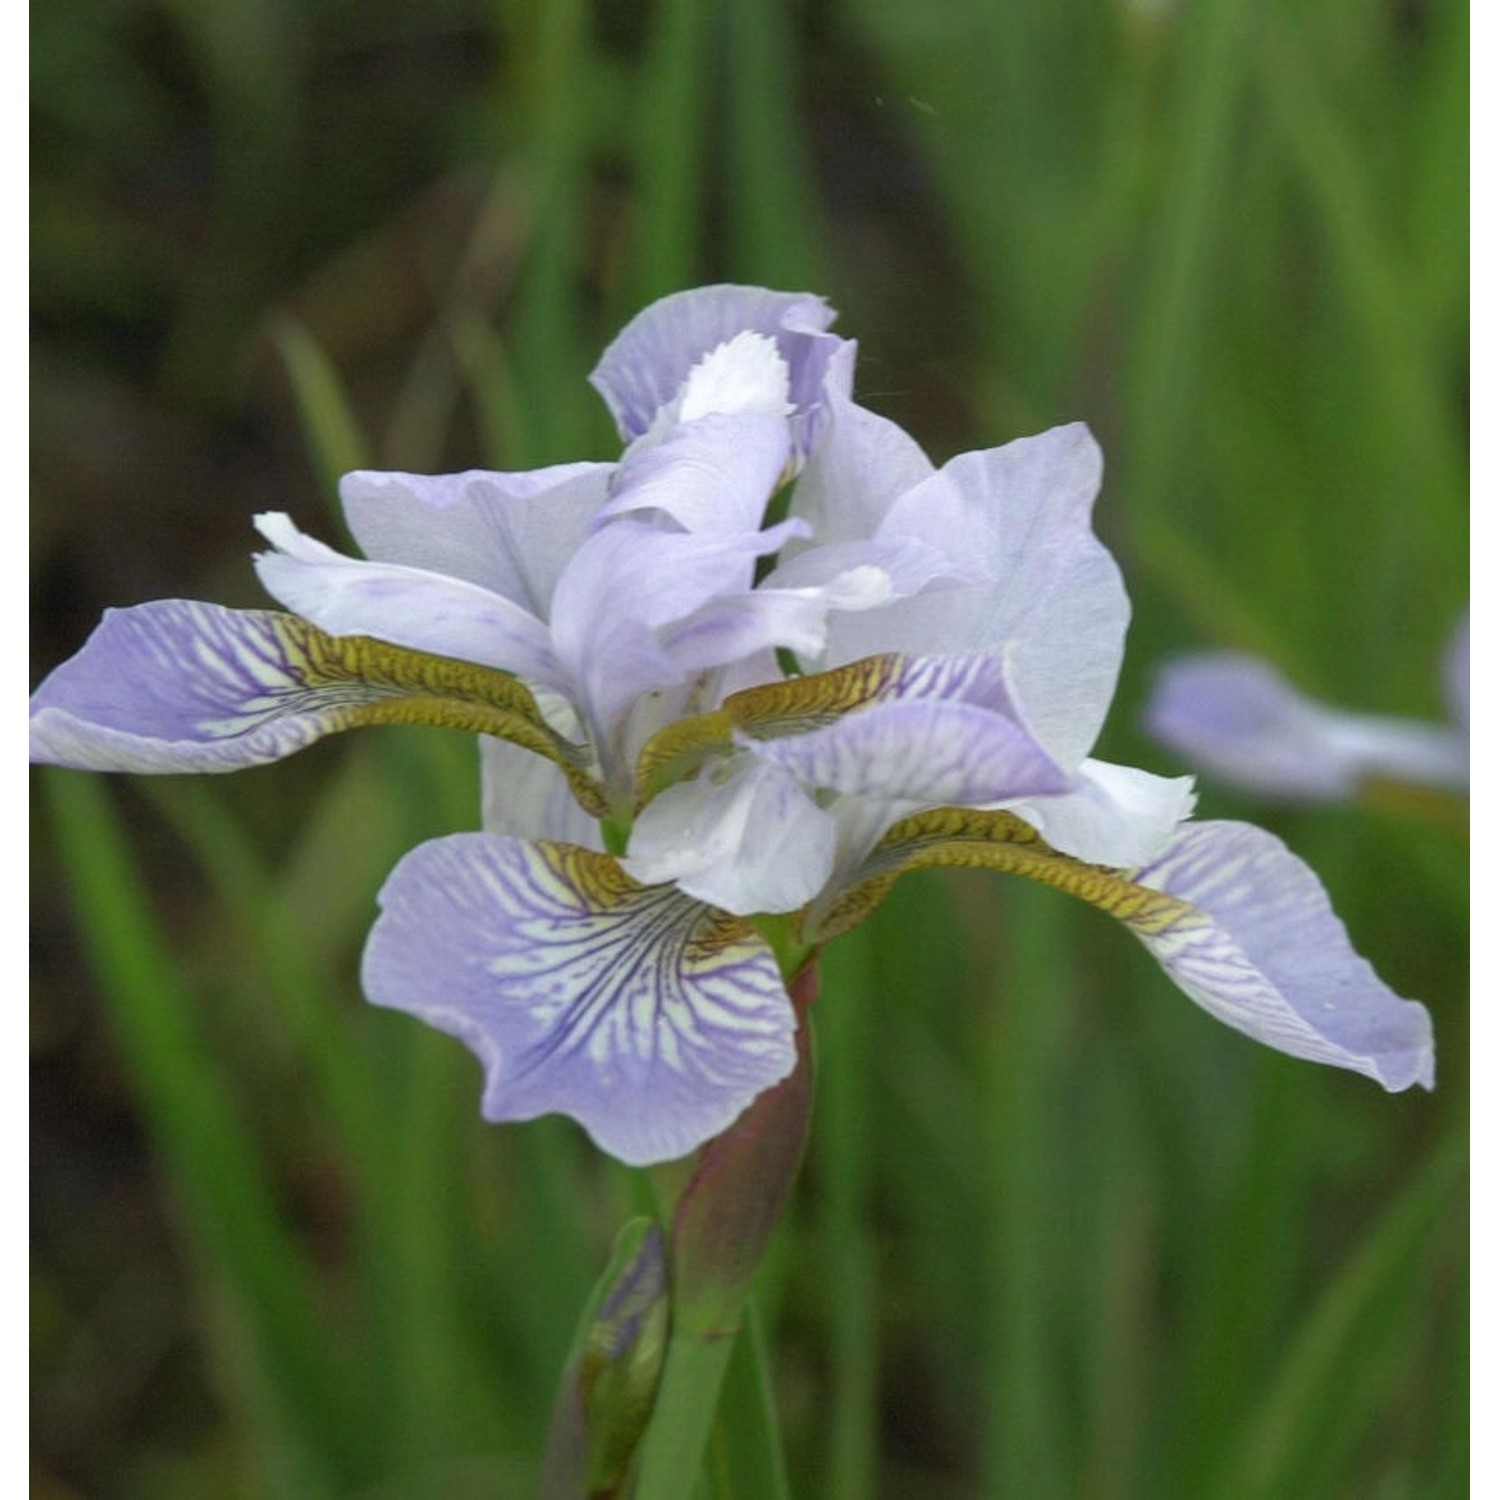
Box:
[30,285,1435,1168]
[1143,614,1469,802]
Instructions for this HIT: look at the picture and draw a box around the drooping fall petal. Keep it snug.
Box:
[362,834,799,1165]
[817,809,1433,1090]
[29,601,601,816]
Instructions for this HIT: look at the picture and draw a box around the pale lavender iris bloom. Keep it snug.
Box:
[1143,614,1469,803]
[31,286,1437,1167]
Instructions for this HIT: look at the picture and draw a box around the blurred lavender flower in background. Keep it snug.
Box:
[1143,612,1469,803]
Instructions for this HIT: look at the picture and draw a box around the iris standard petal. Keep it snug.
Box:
[1144,652,1470,799]
[825,423,1128,770]
[588,285,847,447]
[787,390,936,547]
[340,462,612,614]
[624,758,838,916]
[548,518,810,740]
[1132,821,1435,1090]
[253,512,563,688]
[362,834,799,1166]
[1002,758,1196,867]
[595,411,792,535]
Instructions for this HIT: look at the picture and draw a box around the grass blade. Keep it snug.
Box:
[44,770,354,1494]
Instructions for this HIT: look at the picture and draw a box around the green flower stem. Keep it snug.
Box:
[630,1323,739,1498]
[712,1298,793,1500]
[631,961,818,1496]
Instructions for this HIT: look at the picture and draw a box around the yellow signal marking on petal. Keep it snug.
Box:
[539,841,646,908]
[810,806,1196,943]
[725,654,902,738]
[632,656,905,806]
[273,616,609,816]
[633,710,736,804]
[540,843,765,960]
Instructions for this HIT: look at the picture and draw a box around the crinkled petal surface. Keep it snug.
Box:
[340,462,611,614]
[363,834,798,1166]
[624,758,837,915]
[1145,652,1469,798]
[825,424,1127,769]
[1132,821,1435,1089]
[588,285,847,448]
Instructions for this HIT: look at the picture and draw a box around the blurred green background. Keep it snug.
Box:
[31,0,1467,1495]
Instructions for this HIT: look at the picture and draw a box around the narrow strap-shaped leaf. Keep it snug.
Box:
[1217,1133,1463,1498]
[269,314,371,537]
[44,770,356,1493]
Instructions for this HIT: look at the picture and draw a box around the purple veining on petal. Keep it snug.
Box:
[1131,821,1434,1090]
[741,697,1072,807]
[30,601,392,772]
[362,833,798,1166]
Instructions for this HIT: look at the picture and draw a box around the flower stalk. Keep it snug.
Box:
[633,960,817,1495]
